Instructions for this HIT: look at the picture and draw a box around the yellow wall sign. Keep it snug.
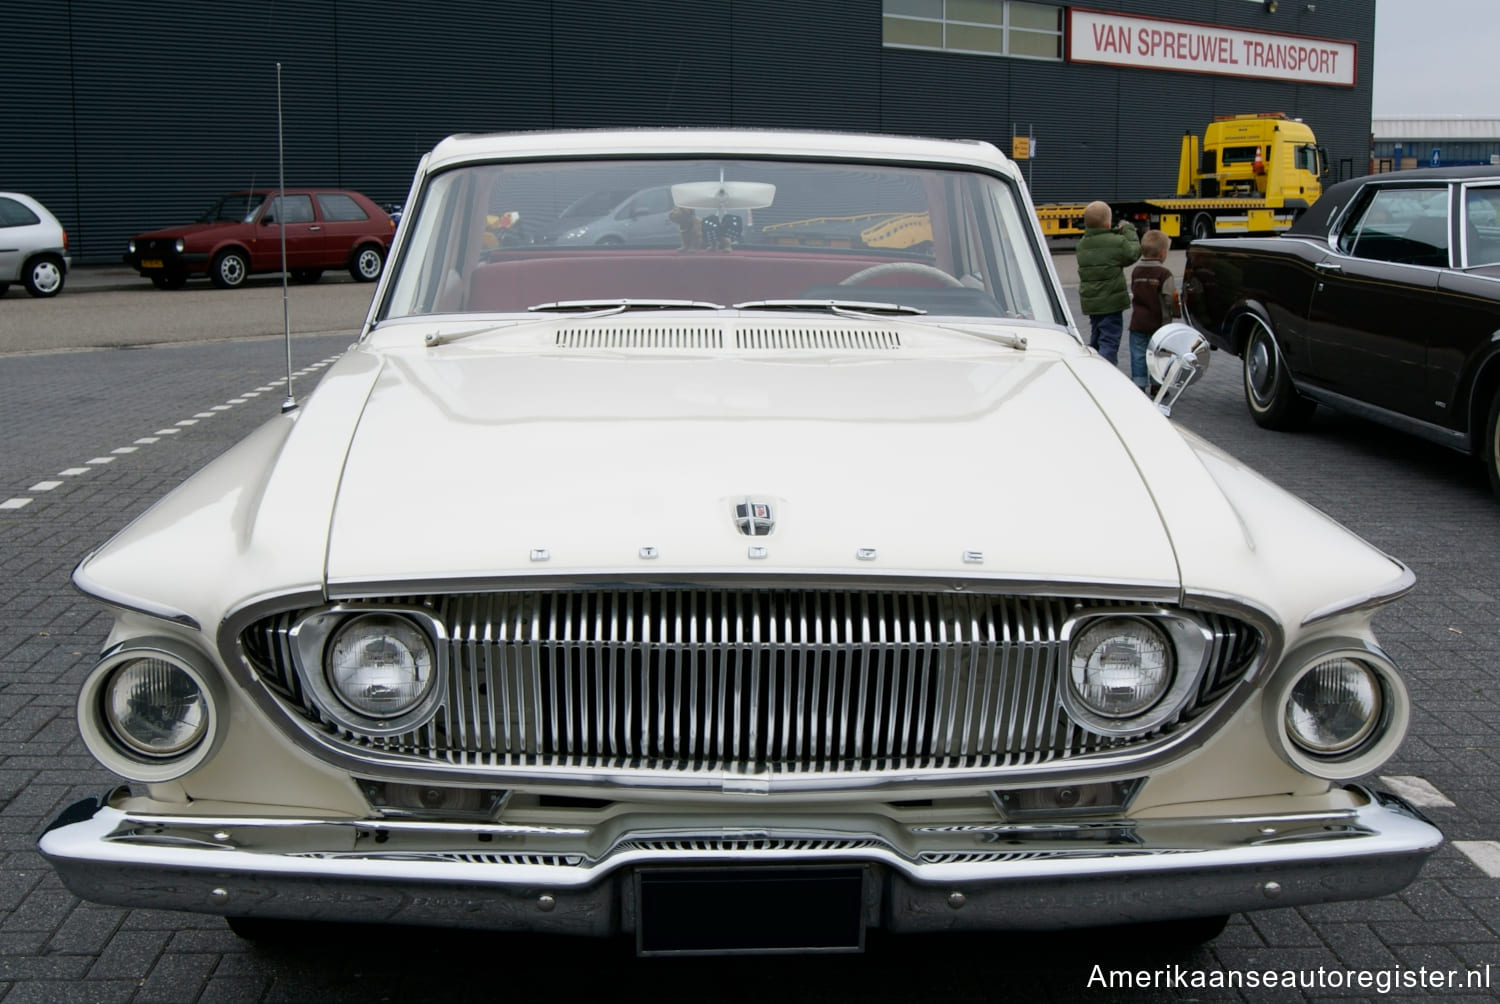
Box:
[1011,136,1031,160]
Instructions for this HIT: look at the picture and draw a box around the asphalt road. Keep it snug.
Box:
[0,264,1496,1002]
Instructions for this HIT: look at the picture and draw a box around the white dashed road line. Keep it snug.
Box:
[5,354,343,516]
[1455,841,1500,878]
[1379,775,1456,808]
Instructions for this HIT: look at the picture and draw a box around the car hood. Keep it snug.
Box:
[75,324,1407,636]
[322,340,1182,591]
[134,220,249,240]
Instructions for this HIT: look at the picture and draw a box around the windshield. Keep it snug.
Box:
[197,192,269,224]
[379,157,1063,323]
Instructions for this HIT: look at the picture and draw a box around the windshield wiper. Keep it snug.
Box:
[425,299,727,348]
[732,298,926,317]
[526,298,725,313]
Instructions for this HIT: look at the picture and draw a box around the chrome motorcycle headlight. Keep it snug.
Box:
[325,613,437,719]
[1068,617,1174,718]
[1284,657,1381,754]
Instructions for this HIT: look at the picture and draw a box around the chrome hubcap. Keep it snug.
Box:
[1247,333,1274,402]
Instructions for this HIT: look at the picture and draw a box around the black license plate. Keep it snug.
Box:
[636,866,866,956]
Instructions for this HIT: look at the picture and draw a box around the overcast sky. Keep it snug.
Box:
[1372,0,1499,117]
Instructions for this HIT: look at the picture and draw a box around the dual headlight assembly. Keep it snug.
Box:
[1062,614,1407,779]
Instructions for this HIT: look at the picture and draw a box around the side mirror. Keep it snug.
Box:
[1147,322,1211,416]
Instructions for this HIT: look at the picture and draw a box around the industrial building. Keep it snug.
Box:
[4,1,1376,264]
[1372,118,1500,172]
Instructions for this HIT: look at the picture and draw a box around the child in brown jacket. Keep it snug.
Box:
[1127,229,1179,391]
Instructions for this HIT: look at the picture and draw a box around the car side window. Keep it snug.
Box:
[316,193,370,222]
[264,194,315,224]
[1463,186,1500,267]
[1338,186,1450,267]
[0,197,41,228]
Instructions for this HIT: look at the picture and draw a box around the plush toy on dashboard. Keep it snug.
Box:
[668,205,703,251]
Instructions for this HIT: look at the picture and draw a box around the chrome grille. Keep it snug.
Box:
[241,589,1259,775]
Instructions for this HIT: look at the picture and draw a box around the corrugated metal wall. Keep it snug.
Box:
[0,1,1375,264]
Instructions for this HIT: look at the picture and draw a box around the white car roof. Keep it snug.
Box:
[423,128,1019,180]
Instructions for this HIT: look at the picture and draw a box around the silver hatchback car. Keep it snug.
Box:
[0,192,70,297]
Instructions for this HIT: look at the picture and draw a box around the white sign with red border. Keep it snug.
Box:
[1067,8,1356,87]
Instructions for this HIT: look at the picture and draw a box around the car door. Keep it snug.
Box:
[1300,184,1448,423]
[1427,183,1500,431]
[0,196,41,283]
[254,193,319,270]
[313,192,374,266]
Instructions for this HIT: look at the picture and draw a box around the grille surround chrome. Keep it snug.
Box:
[237,587,1262,787]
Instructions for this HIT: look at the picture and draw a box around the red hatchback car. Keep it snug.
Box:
[124,188,395,289]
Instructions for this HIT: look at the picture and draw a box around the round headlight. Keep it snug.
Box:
[127,239,136,254]
[1069,618,1174,718]
[1285,657,1381,754]
[103,657,208,757]
[325,614,436,719]
[174,238,185,253]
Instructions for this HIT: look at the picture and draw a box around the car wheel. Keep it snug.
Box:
[349,244,383,282]
[150,273,188,290]
[23,255,65,297]
[0,283,9,296]
[1242,314,1314,430]
[1484,385,1500,500]
[210,249,249,289]
[291,269,323,284]
[1190,212,1215,242]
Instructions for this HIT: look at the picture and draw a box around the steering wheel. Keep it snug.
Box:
[838,261,967,287]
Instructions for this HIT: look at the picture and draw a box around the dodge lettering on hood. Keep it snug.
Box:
[41,129,1440,954]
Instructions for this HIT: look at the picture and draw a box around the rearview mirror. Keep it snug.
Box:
[1147,322,1211,416]
[671,181,776,211]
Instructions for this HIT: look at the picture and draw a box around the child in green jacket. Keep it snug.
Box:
[1076,200,1141,366]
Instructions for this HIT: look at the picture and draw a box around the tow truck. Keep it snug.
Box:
[1034,113,1327,243]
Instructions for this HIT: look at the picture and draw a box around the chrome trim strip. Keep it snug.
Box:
[1300,564,1417,628]
[38,787,1441,932]
[1290,382,1471,451]
[321,572,1183,603]
[72,555,200,631]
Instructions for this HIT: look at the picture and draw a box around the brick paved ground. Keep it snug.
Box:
[0,274,1496,1001]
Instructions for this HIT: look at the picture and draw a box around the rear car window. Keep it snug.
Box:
[316,193,370,222]
[0,197,42,228]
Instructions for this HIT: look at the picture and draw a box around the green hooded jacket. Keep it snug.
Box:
[1076,223,1141,315]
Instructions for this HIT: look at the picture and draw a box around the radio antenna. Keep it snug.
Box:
[277,62,296,413]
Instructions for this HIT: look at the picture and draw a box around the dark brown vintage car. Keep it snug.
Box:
[1183,165,1500,498]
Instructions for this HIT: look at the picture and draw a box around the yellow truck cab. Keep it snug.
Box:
[1184,112,1324,206]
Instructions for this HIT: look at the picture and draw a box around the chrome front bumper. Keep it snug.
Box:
[39,786,1440,937]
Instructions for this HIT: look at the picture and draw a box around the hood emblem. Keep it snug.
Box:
[734,498,775,536]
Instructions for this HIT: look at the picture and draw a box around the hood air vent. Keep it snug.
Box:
[556,326,724,350]
[737,327,900,350]
[555,325,901,351]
